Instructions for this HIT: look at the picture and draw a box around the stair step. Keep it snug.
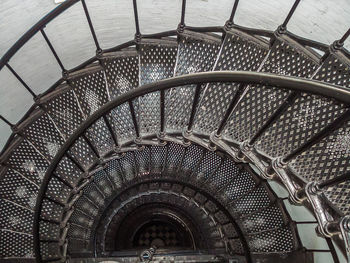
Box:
[101,49,139,99]
[17,109,65,160]
[193,29,269,134]
[247,225,295,253]
[68,64,109,117]
[165,30,221,132]
[40,84,85,139]
[222,36,320,144]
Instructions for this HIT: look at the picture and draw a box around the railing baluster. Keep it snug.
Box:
[81,0,101,52]
[132,0,141,38]
[227,0,240,25]
[40,28,66,72]
[216,83,246,136]
[249,91,298,145]
[335,27,350,48]
[82,134,100,159]
[45,196,65,208]
[187,84,202,131]
[280,0,301,31]
[180,0,187,28]
[318,171,350,189]
[53,172,74,189]
[6,64,37,98]
[103,115,119,148]
[283,108,350,163]
[66,152,85,173]
[160,90,165,134]
[0,115,14,128]
[128,100,140,138]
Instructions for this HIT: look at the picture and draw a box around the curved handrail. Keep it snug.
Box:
[33,70,350,262]
[0,0,80,71]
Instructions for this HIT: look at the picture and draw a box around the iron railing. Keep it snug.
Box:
[33,71,350,262]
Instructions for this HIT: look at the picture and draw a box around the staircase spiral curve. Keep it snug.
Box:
[0,0,350,262]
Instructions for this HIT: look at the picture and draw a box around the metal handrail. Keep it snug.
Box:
[0,0,80,71]
[33,70,350,262]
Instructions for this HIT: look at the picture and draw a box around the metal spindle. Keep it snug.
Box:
[180,0,187,27]
[81,0,101,52]
[6,64,37,98]
[160,90,165,133]
[103,115,119,147]
[0,115,14,128]
[53,172,74,189]
[337,28,350,46]
[228,0,240,24]
[132,0,141,37]
[283,108,350,162]
[216,84,245,136]
[40,28,66,71]
[187,84,202,131]
[249,92,298,145]
[82,134,100,159]
[66,152,85,173]
[280,0,301,30]
[319,171,350,189]
[128,100,140,138]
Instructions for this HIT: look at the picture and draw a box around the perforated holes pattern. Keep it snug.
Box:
[193,150,222,182]
[194,32,268,133]
[138,41,177,134]
[41,198,63,222]
[223,86,290,143]
[256,94,346,157]
[0,230,34,258]
[207,158,240,190]
[223,38,318,143]
[86,118,116,156]
[102,52,139,99]
[74,196,99,217]
[23,113,65,160]
[289,121,350,214]
[232,185,272,216]
[165,32,221,131]
[69,68,109,116]
[7,139,49,185]
[181,144,203,173]
[104,159,124,188]
[150,145,167,173]
[46,177,71,204]
[314,54,350,87]
[134,146,151,176]
[119,152,136,182]
[46,88,85,138]
[0,169,39,209]
[107,103,136,143]
[0,199,33,234]
[248,226,294,252]
[55,156,82,187]
[164,142,186,172]
[94,169,113,198]
[240,204,285,233]
[223,169,256,202]
[69,137,98,170]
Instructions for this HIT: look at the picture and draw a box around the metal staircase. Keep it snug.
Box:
[0,0,350,262]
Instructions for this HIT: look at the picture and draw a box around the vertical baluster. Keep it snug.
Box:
[40,28,66,72]
[6,64,37,98]
[81,0,101,52]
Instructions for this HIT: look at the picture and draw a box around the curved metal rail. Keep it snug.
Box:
[33,71,350,262]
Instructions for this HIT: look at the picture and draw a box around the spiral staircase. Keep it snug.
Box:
[1,0,350,262]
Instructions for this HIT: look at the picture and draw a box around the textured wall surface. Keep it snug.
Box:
[0,0,349,149]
